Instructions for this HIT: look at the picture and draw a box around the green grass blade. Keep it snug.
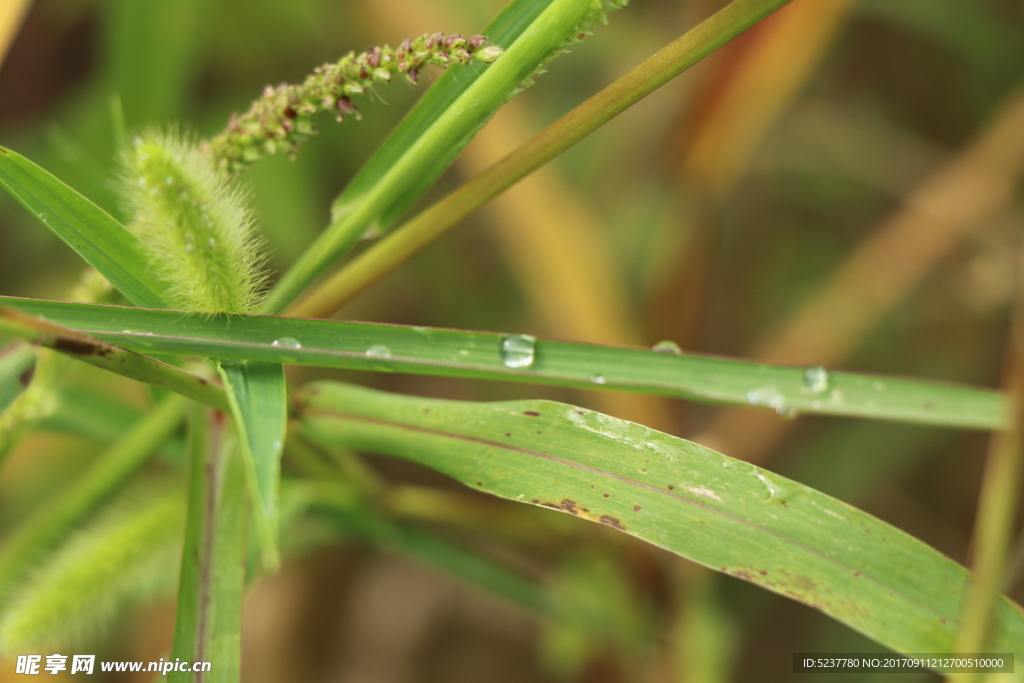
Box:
[1,297,1005,430]
[0,395,184,600]
[0,482,184,653]
[264,0,604,312]
[290,0,795,318]
[0,146,168,308]
[328,0,591,237]
[0,304,229,412]
[170,404,247,683]
[294,382,1024,667]
[216,361,286,572]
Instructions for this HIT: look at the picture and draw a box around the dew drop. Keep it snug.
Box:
[589,374,607,385]
[652,340,682,354]
[272,337,302,350]
[366,344,392,358]
[499,334,536,369]
[803,366,830,394]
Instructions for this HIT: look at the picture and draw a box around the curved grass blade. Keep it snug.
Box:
[1,297,1005,430]
[294,381,1024,667]
[0,482,184,653]
[0,304,228,412]
[0,146,168,308]
[216,361,286,572]
[170,404,247,683]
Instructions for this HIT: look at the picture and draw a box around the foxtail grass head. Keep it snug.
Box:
[119,130,267,314]
[207,33,503,174]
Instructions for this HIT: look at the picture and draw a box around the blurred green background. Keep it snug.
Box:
[1,0,1023,680]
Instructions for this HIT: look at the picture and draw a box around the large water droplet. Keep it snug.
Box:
[803,366,830,394]
[272,337,302,350]
[499,334,536,369]
[589,374,607,385]
[366,344,392,358]
[652,340,682,355]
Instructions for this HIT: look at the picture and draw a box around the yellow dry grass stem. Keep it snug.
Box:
[678,0,857,197]
[0,0,30,72]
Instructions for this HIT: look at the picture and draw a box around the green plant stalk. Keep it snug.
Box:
[171,404,248,683]
[951,249,1024,673]
[327,0,627,242]
[261,0,599,314]
[0,305,229,412]
[286,0,794,319]
[1,297,1004,431]
[217,361,287,572]
[0,395,184,600]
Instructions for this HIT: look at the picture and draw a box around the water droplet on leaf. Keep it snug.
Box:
[272,337,302,349]
[366,344,392,358]
[803,366,830,394]
[499,334,536,369]
[589,374,607,385]
[652,340,682,354]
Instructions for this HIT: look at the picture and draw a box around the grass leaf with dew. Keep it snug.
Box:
[0,297,1005,430]
[295,381,1024,669]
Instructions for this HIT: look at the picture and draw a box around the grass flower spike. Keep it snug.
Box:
[207,33,503,173]
[120,130,267,314]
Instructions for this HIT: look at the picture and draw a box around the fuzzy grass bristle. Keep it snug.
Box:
[119,129,267,314]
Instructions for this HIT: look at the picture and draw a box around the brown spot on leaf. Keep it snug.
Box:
[523,411,540,417]
[53,337,103,356]
[599,515,626,530]
[603,493,610,498]
[633,505,641,511]
[18,366,35,387]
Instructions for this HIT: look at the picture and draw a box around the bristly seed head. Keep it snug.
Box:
[119,129,267,314]
[206,32,504,173]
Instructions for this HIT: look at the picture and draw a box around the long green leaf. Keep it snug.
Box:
[264,0,608,312]
[0,304,229,412]
[0,146,168,308]
[217,361,286,571]
[170,404,247,683]
[294,382,1024,668]
[0,297,1005,430]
